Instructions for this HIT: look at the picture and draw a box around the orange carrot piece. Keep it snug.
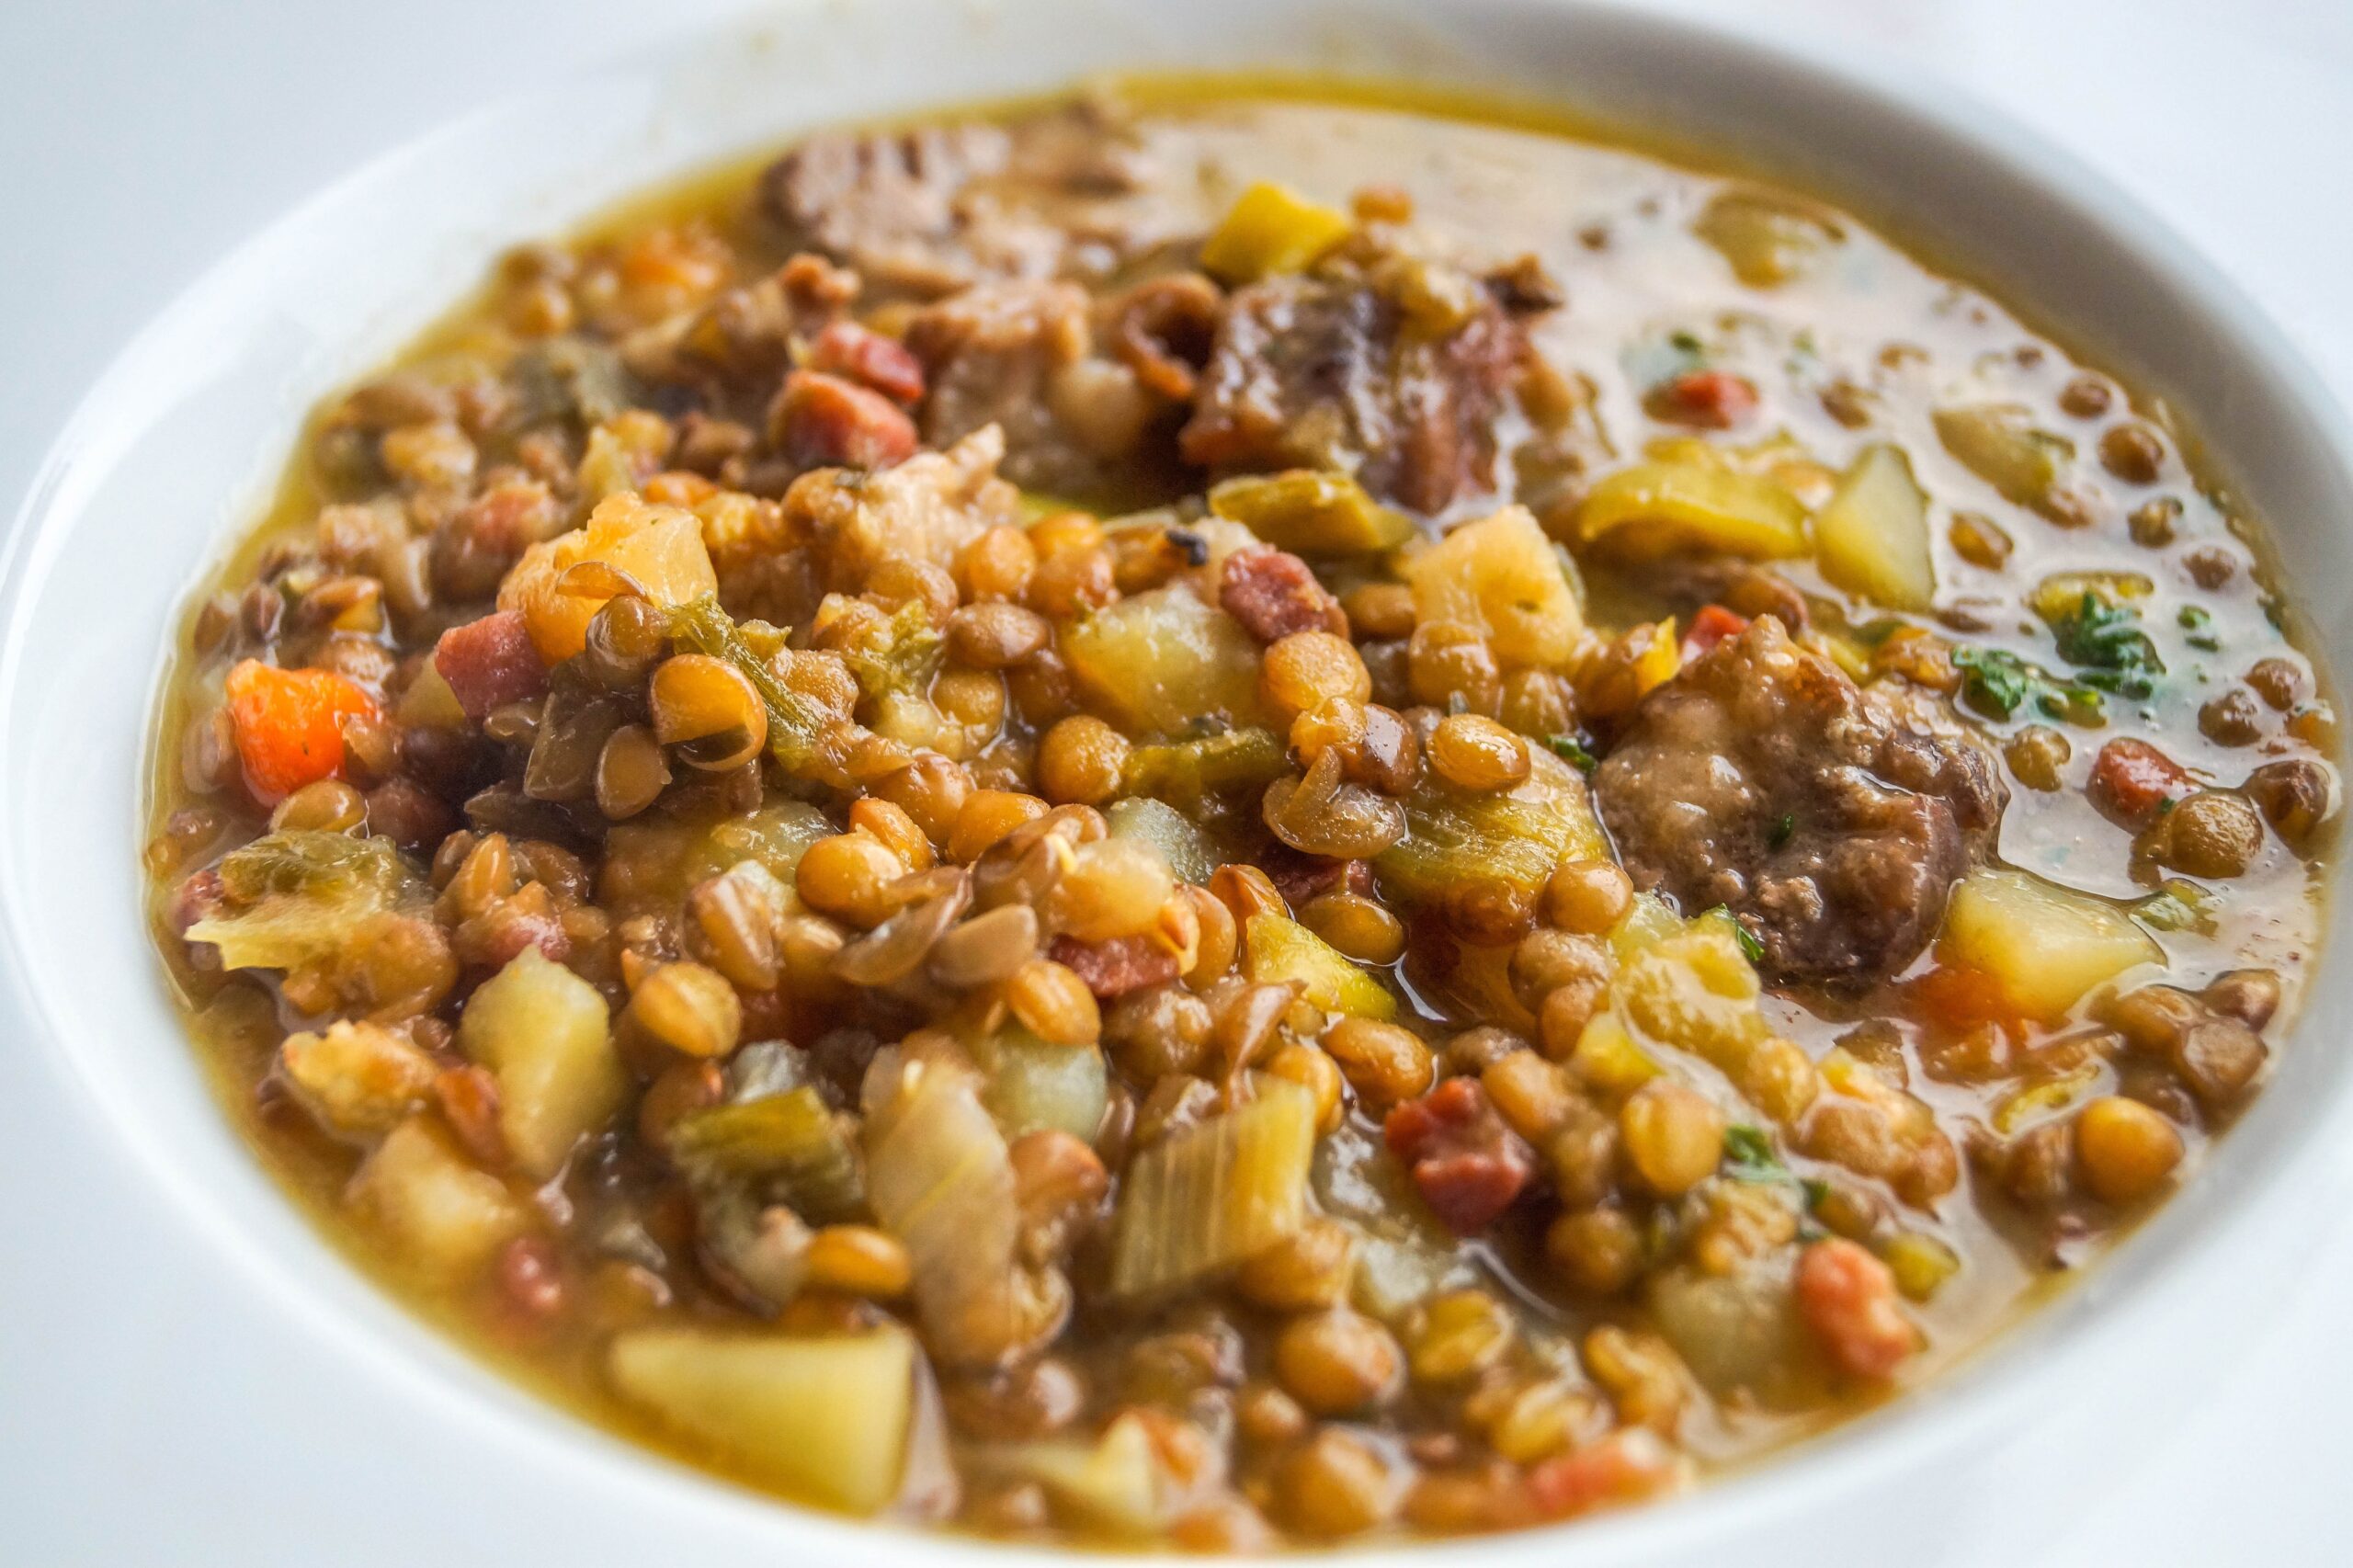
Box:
[222,659,379,804]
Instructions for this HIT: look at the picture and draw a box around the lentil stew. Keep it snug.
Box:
[144,79,2339,1548]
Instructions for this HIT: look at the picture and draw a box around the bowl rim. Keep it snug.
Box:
[4,0,2349,1561]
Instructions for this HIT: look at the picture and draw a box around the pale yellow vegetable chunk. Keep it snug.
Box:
[499,492,718,663]
[1574,461,1811,561]
[1111,1078,1318,1296]
[346,1117,530,1278]
[1816,443,1935,611]
[608,1326,915,1515]
[1245,914,1398,1020]
[991,1413,1176,1536]
[1404,506,1584,667]
[1199,181,1353,285]
[459,947,623,1179]
[1063,585,1269,736]
[1933,404,2074,517]
[1939,869,2163,1020]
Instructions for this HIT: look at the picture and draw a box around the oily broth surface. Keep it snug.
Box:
[147,84,2331,1539]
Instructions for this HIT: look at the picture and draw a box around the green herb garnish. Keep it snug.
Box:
[2051,590,2162,699]
[1951,644,2106,723]
[2177,604,2223,653]
[1770,812,1796,849]
[1722,1124,1784,1182]
[1546,734,1598,773]
[1701,904,1769,963]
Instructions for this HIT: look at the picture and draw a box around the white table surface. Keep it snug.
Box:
[4,2,2349,1562]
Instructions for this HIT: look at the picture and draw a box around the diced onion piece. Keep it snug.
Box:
[1110,1078,1318,1296]
[608,1326,915,1515]
[1106,797,1220,886]
[1574,461,1811,561]
[1199,182,1353,286]
[1815,443,1935,611]
[1648,1255,1812,1403]
[1063,585,1269,736]
[1245,914,1397,1019]
[974,1028,1111,1142]
[1938,869,2162,1020]
[459,947,621,1179]
[1404,506,1585,667]
[863,1049,1023,1341]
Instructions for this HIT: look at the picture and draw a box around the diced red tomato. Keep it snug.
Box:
[222,659,380,804]
[1647,369,1759,429]
[1683,603,1750,657]
[2088,737,2191,827]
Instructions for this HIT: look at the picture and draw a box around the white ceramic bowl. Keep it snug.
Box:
[4,2,2348,1562]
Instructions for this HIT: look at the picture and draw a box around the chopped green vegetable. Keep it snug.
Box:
[1769,812,1796,849]
[2177,604,2223,652]
[1110,1078,1317,1296]
[186,830,426,972]
[671,1085,868,1223]
[840,597,946,705]
[1120,726,1289,808]
[863,1047,1025,1355]
[1104,797,1219,885]
[1379,746,1608,906]
[2133,879,2219,935]
[666,596,834,770]
[972,1028,1110,1142]
[1245,914,1398,1019]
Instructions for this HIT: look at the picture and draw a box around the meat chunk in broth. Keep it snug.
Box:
[1594,619,2006,983]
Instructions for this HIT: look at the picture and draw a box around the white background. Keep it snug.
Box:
[3,1,2349,1562]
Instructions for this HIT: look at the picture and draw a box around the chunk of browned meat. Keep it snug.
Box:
[904,281,1166,495]
[1592,619,2004,984]
[1219,544,1347,642]
[1384,1078,1535,1234]
[1180,252,1543,515]
[758,106,1163,300]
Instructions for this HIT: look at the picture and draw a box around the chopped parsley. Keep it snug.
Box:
[1769,812,1797,849]
[1546,734,1598,773]
[1700,904,1769,963]
[2177,604,2223,652]
[2051,590,2163,700]
[1951,644,2105,723]
[1722,1124,1784,1181]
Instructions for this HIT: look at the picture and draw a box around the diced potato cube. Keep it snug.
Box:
[1199,181,1353,286]
[1938,869,2163,1020]
[1933,405,2074,517]
[1245,914,1397,1020]
[1816,443,1935,611]
[498,491,718,663]
[1574,461,1811,561]
[346,1117,530,1278]
[608,1326,915,1515]
[2029,570,2154,624]
[1405,506,1585,668]
[1692,189,1842,288]
[278,1019,439,1142]
[459,947,622,1179]
[974,1030,1111,1142]
[1063,585,1268,736]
